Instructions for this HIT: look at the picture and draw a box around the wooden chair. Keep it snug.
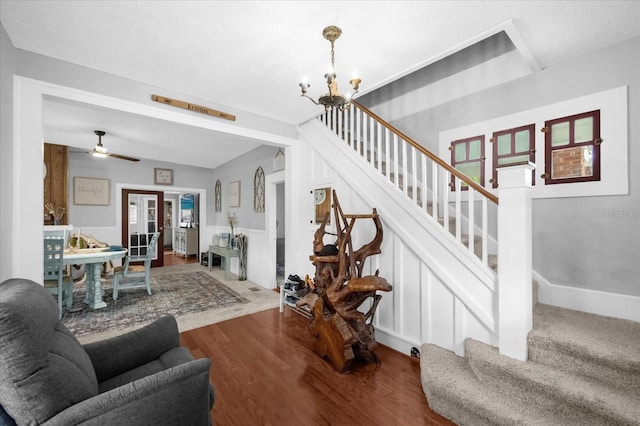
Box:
[43,231,74,319]
[113,232,160,301]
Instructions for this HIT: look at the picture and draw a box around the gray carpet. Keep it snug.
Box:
[421,303,640,425]
[62,264,280,344]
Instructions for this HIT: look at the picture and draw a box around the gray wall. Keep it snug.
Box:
[0,23,15,281]
[210,144,280,231]
[362,36,640,297]
[68,152,214,227]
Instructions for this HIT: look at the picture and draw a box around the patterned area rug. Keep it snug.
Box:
[62,271,249,338]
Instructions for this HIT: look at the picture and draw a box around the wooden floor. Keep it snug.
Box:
[180,307,455,426]
[163,249,199,266]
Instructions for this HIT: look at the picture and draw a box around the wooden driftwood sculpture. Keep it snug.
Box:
[298,191,392,373]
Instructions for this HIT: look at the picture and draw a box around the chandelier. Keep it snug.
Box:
[299,26,361,111]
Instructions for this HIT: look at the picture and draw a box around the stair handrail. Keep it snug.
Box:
[352,100,498,205]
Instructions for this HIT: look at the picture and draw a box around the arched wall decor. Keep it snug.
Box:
[215,179,222,212]
[254,167,265,212]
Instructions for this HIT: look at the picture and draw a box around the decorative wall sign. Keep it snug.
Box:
[254,167,265,212]
[273,148,285,171]
[151,94,236,121]
[215,180,222,212]
[154,168,173,185]
[73,177,110,205]
[229,181,241,207]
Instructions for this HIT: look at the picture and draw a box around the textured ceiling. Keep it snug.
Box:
[2,1,639,168]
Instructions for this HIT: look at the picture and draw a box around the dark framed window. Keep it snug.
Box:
[543,110,601,185]
[450,135,485,191]
[490,124,535,188]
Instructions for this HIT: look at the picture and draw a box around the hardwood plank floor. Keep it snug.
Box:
[180,307,455,426]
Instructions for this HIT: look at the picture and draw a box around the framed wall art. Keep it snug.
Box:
[254,167,265,212]
[154,168,173,185]
[215,179,222,212]
[229,181,241,207]
[73,177,110,205]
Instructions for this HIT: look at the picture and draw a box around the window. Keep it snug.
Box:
[450,135,485,190]
[543,110,601,184]
[491,124,535,188]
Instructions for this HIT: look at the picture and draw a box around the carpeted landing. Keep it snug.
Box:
[62,264,280,344]
[420,303,640,425]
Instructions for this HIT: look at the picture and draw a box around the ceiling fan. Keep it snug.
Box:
[89,130,140,162]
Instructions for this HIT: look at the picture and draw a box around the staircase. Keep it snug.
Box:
[420,303,640,425]
[305,103,640,424]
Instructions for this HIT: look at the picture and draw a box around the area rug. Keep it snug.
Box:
[62,265,281,344]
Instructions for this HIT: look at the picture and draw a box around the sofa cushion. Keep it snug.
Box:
[0,279,98,424]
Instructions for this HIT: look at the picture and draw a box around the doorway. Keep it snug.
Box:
[121,189,164,268]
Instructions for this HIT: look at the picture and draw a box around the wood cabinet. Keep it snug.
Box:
[43,143,68,225]
[174,228,198,257]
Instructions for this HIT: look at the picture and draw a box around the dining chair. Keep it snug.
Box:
[113,232,160,301]
[43,231,74,319]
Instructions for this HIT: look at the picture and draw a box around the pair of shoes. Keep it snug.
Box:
[288,274,303,283]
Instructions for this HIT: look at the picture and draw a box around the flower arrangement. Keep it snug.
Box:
[227,211,238,236]
[45,202,66,221]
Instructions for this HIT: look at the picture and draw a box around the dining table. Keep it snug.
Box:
[63,247,128,309]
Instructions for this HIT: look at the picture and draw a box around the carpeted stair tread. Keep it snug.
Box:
[420,343,582,426]
[465,338,640,425]
[529,303,640,394]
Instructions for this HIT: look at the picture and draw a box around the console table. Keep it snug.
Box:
[208,245,240,280]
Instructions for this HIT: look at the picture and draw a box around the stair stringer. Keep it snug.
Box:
[299,119,499,356]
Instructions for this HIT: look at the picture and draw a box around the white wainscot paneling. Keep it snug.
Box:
[429,274,456,351]
[399,243,422,343]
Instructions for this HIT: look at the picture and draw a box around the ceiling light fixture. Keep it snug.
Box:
[299,26,361,112]
[92,130,108,158]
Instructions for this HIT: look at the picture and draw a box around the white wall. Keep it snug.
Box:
[0,22,16,282]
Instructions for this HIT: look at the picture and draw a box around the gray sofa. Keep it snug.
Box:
[0,278,214,425]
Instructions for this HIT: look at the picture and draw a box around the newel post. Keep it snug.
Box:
[497,162,535,361]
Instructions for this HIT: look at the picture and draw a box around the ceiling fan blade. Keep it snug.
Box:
[105,152,140,162]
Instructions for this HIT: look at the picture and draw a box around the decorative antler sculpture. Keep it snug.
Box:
[298,191,392,373]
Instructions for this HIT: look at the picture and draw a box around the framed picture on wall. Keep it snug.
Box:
[154,168,173,185]
[73,177,110,205]
[229,181,241,207]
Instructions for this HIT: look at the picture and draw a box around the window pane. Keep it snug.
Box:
[498,154,530,166]
[455,143,466,162]
[514,130,530,153]
[456,161,481,185]
[497,134,511,155]
[468,139,481,160]
[551,122,570,146]
[551,145,594,179]
[574,117,593,143]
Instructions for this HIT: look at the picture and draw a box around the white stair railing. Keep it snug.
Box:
[318,102,498,270]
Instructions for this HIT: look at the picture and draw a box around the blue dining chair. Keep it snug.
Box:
[43,232,74,319]
[113,232,160,301]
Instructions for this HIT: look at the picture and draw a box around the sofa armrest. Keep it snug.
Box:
[83,315,180,382]
[42,358,213,426]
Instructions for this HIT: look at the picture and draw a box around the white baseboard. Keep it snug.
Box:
[534,271,640,323]
[375,326,421,358]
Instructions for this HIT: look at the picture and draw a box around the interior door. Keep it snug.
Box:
[122,189,164,268]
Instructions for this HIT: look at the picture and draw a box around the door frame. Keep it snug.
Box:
[122,189,165,268]
[115,183,208,269]
[265,171,285,289]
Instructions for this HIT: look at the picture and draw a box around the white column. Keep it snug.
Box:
[497,162,535,361]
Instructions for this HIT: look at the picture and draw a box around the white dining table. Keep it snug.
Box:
[63,248,127,309]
